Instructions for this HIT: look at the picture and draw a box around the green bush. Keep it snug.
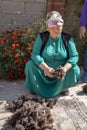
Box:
[0,19,46,80]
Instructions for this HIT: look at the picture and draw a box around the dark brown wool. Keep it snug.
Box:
[6,95,57,130]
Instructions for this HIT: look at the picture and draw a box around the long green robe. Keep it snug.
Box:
[24,34,80,98]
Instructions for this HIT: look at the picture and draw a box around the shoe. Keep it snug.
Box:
[83,84,87,94]
[60,89,69,96]
[30,91,36,95]
[81,76,87,82]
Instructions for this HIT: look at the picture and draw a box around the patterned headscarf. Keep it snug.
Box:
[46,11,64,27]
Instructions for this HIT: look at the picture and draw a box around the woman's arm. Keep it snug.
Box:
[31,34,54,77]
[63,38,79,72]
[80,0,87,26]
[79,0,87,39]
[31,34,44,65]
[63,63,72,72]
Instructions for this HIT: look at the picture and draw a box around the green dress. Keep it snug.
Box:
[24,34,80,98]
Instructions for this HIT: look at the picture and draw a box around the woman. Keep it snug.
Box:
[24,11,80,99]
[79,0,87,92]
[79,0,87,82]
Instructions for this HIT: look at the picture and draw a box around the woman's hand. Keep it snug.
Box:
[44,67,54,77]
[58,66,67,80]
[59,63,72,80]
[79,26,86,39]
[39,62,54,77]
[54,66,67,80]
[50,63,72,80]
[63,63,72,72]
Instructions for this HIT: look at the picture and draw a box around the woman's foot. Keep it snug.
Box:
[82,72,87,82]
[60,89,69,96]
[30,91,36,95]
[82,84,87,94]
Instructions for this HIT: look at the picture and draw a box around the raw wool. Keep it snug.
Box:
[6,95,57,130]
[50,65,66,80]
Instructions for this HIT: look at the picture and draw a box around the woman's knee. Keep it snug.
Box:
[70,65,80,77]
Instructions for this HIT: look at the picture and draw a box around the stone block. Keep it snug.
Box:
[0,14,12,24]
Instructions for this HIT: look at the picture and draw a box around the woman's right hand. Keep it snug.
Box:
[44,67,54,77]
[79,26,86,39]
[39,62,55,77]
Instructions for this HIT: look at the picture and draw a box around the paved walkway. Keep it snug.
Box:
[0,77,87,130]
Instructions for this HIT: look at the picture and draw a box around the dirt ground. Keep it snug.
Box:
[0,76,87,130]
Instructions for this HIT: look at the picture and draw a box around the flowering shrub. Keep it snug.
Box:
[0,19,46,80]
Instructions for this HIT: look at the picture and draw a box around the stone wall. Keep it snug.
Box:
[0,0,66,33]
[0,0,46,33]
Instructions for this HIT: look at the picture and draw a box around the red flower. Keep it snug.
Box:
[0,20,46,80]
[0,40,5,44]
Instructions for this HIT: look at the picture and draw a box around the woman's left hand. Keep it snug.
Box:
[56,66,67,80]
[59,63,72,80]
[61,67,67,73]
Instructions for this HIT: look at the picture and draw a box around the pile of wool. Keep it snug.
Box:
[6,95,57,130]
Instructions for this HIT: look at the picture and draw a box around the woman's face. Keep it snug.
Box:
[48,24,63,40]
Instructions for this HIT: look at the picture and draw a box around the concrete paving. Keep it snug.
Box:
[0,76,87,130]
